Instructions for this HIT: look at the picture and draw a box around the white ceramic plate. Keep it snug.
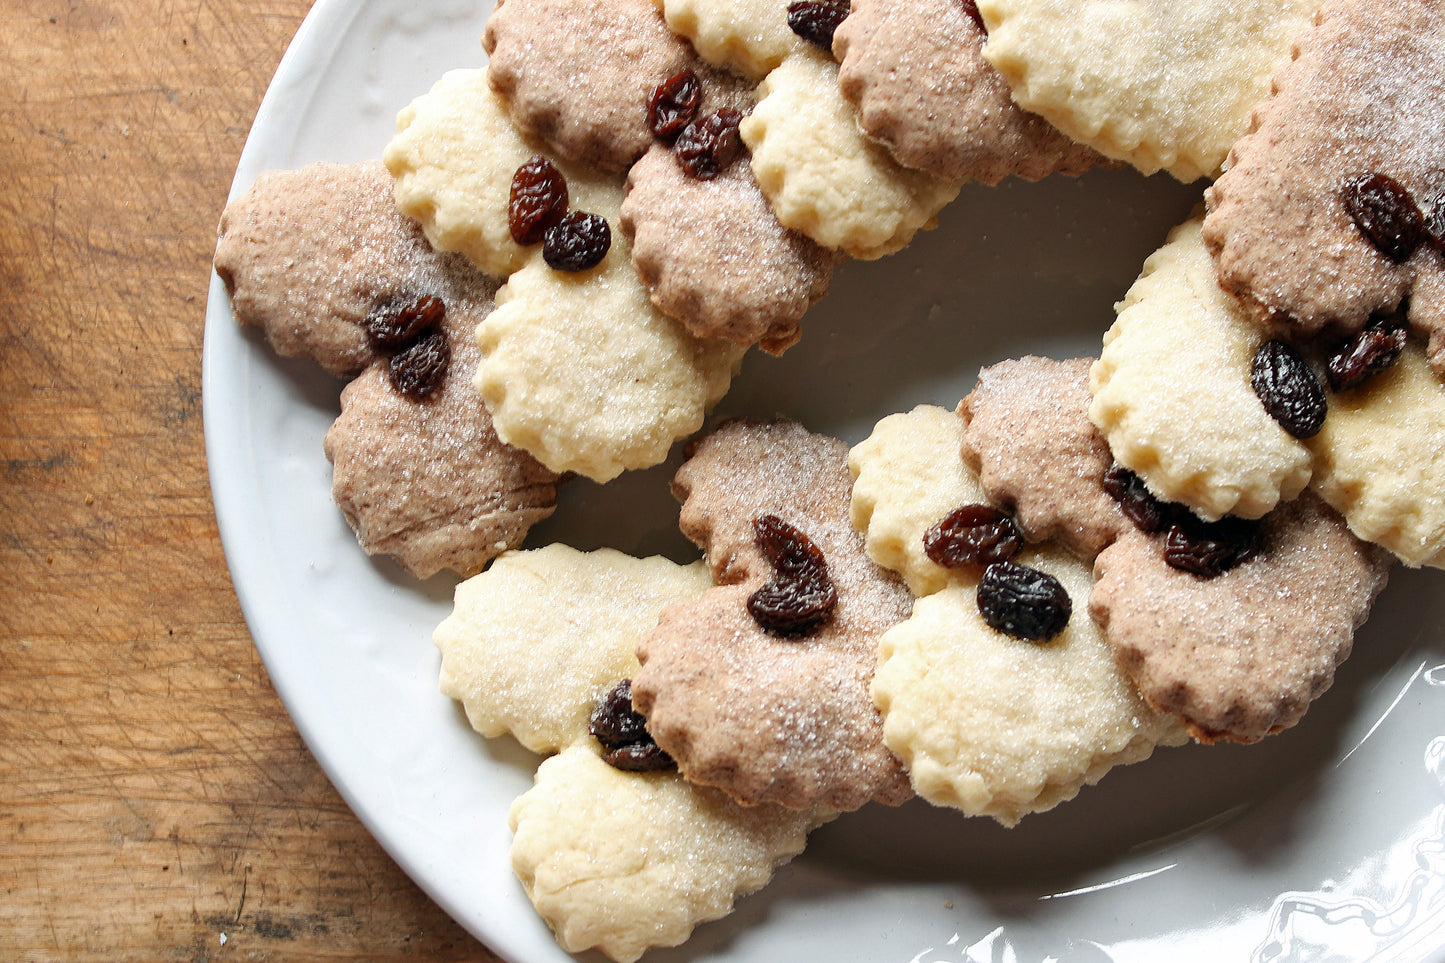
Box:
[202,1,1445,960]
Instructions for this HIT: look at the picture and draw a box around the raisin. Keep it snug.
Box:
[976,561,1071,642]
[589,680,676,772]
[387,327,450,399]
[787,0,850,51]
[509,155,569,246]
[1326,310,1409,392]
[648,69,702,142]
[363,294,445,351]
[1341,172,1424,264]
[1102,463,1175,533]
[922,504,1022,569]
[1251,339,1327,439]
[674,108,744,180]
[960,0,985,32]
[1163,515,1261,578]
[542,211,611,271]
[747,514,837,636]
[604,743,676,772]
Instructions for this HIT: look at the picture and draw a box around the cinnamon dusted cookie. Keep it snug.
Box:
[215,160,468,377]
[631,419,915,812]
[1090,492,1391,743]
[978,0,1322,181]
[741,48,962,259]
[484,0,746,173]
[833,0,1105,184]
[1202,0,1445,374]
[961,356,1130,561]
[621,143,842,354]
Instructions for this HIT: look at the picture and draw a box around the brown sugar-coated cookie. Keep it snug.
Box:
[1203,0,1445,374]
[1089,492,1391,744]
[621,143,843,355]
[833,0,1106,184]
[960,356,1130,561]
[631,419,915,812]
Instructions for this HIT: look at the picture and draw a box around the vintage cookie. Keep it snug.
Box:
[621,143,842,355]
[214,160,477,377]
[384,69,621,278]
[741,48,962,259]
[656,0,806,80]
[485,0,721,173]
[1308,342,1445,568]
[509,744,832,963]
[324,306,562,580]
[1091,492,1391,743]
[1091,216,1314,521]
[873,546,1188,826]
[632,419,915,812]
[833,0,1105,184]
[434,545,711,753]
[1202,0,1445,372]
[962,356,1131,561]
[978,0,1322,181]
[475,238,748,483]
[847,405,987,598]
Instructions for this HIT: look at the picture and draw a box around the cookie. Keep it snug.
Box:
[978,0,1322,181]
[475,238,748,483]
[1202,0,1445,373]
[434,545,711,753]
[833,0,1105,184]
[215,160,471,377]
[621,143,842,354]
[384,69,620,278]
[741,48,962,259]
[509,744,832,963]
[1090,216,1315,521]
[1090,492,1391,743]
[961,356,1131,561]
[847,405,987,598]
[631,419,915,812]
[324,307,563,580]
[655,0,806,80]
[874,546,1188,825]
[485,0,725,173]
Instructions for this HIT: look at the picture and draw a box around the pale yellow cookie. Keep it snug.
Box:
[871,547,1187,826]
[741,49,961,259]
[475,240,748,482]
[510,745,831,963]
[1090,217,1314,520]
[847,405,987,597]
[434,545,711,754]
[1308,343,1445,568]
[384,69,619,278]
[978,0,1323,181]
[655,0,805,80]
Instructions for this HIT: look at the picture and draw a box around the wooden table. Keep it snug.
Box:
[0,2,500,958]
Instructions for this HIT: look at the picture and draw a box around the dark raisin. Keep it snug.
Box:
[747,514,837,636]
[1341,172,1424,264]
[1163,515,1261,578]
[922,504,1022,568]
[976,561,1071,642]
[603,742,675,772]
[542,211,611,271]
[960,0,985,32]
[509,155,570,246]
[674,108,744,180]
[589,680,650,749]
[1326,310,1409,392]
[387,327,450,399]
[648,69,702,141]
[1102,463,1175,533]
[787,0,850,51]
[363,294,445,351]
[1250,339,1327,439]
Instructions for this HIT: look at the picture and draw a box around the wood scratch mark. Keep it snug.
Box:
[233,863,248,925]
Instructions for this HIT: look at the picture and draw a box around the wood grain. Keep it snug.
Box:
[0,2,500,958]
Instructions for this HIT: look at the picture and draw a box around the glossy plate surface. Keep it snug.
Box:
[202,1,1445,960]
